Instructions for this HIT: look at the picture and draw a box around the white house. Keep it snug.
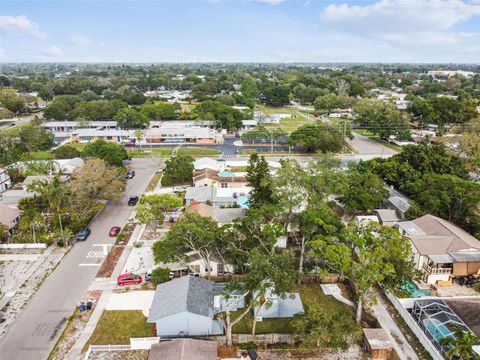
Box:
[253,287,304,320]
[147,276,224,337]
[183,251,234,277]
[0,167,12,193]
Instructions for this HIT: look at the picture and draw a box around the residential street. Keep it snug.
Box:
[0,158,157,360]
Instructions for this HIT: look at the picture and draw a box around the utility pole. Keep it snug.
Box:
[58,213,65,247]
[270,128,273,154]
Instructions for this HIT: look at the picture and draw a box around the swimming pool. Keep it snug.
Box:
[218,171,236,177]
[401,281,432,298]
[423,318,452,342]
[236,196,249,208]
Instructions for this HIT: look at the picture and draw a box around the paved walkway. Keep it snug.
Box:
[0,254,41,261]
[370,289,419,360]
[320,284,355,307]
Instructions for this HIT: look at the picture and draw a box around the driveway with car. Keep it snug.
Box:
[0,158,157,360]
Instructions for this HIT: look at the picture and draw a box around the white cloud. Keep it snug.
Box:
[321,0,480,33]
[253,0,284,4]
[68,33,91,47]
[42,46,64,58]
[0,15,46,38]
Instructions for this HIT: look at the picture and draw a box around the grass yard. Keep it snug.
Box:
[255,105,312,133]
[232,284,357,335]
[84,310,155,348]
[352,129,379,138]
[375,140,403,153]
[177,147,220,156]
[127,147,173,158]
[145,171,162,192]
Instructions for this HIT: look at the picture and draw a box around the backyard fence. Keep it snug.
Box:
[199,333,295,346]
[385,292,445,360]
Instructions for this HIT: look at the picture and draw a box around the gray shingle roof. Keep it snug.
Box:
[148,276,216,322]
[388,196,410,213]
[148,339,217,360]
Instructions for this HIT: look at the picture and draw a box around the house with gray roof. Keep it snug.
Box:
[148,339,217,360]
[386,195,410,218]
[147,276,224,337]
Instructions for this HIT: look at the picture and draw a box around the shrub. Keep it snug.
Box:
[160,174,173,186]
[151,268,171,285]
[474,283,480,293]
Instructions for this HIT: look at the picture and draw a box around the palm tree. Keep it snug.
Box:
[440,324,480,360]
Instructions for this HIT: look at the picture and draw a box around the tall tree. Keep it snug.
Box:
[246,153,275,208]
[135,194,182,229]
[439,325,480,360]
[82,139,129,167]
[114,108,149,129]
[312,225,414,323]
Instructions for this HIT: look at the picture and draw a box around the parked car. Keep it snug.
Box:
[145,269,174,281]
[117,273,142,286]
[75,227,91,241]
[188,272,200,277]
[459,275,480,287]
[128,196,139,206]
[109,226,121,237]
[126,170,135,179]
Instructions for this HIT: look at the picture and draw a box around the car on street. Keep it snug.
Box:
[117,273,142,286]
[75,227,91,241]
[128,196,139,206]
[126,170,135,179]
[109,226,121,237]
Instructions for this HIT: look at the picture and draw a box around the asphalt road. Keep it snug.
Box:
[0,158,157,360]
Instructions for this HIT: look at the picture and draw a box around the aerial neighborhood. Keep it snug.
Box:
[1,2,480,359]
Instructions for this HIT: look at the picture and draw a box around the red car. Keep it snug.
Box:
[109,226,121,237]
[117,273,142,286]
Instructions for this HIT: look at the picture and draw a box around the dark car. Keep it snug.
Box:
[75,227,91,241]
[126,170,135,179]
[128,196,139,206]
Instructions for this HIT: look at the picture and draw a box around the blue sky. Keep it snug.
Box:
[1,0,480,63]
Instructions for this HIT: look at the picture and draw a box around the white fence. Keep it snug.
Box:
[83,337,160,359]
[385,292,445,360]
[0,243,46,249]
[130,337,160,350]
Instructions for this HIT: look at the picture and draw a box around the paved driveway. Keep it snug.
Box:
[0,158,157,360]
[347,133,398,160]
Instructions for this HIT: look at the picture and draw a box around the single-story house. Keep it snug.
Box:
[241,119,258,130]
[355,215,379,227]
[186,203,245,225]
[0,205,20,235]
[399,214,480,284]
[22,175,70,190]
[7,158,85,175]
[184,251,234,277]
[147,276,224,337]
[193,158,225,172]
[375,209,400,226]
[148,339,217,360]
[0,189,36,207]
[386,195,410,219]
[253,287,304,320]
[184,186,251,208]
[192,168,248,188]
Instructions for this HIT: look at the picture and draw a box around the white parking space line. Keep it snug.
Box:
[78,263,101,267]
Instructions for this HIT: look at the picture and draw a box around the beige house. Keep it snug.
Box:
[399,214,480,284]
[192,169,247,189]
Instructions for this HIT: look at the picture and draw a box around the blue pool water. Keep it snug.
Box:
[219,171,236,177]
[401,281,432,298]
[236,196,249,208]
[423,319,451,342]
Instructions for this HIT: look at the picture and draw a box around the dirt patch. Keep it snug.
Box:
[0,246,67,337]
[256,344,366,359]
[96,246,125,278]
[48,290,103,360]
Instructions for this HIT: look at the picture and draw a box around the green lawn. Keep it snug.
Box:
[375,140,403,152]
[128,147,220,158]
[84,310,155,347]
[127,147,173,158]
[255,105,311,133]
[232,284,357,335]
[177,147,220,156]
[352,129,379,138]
[145,171,162,192]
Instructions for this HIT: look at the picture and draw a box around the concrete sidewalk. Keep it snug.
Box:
[370,289,419,360]
[66,224,145,360]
